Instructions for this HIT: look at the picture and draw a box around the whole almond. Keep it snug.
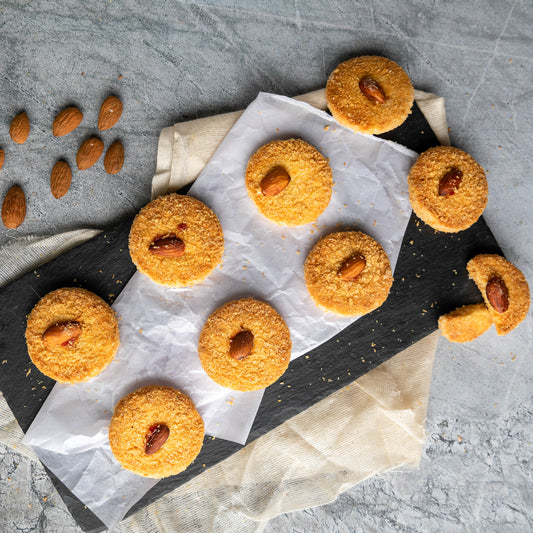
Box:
[229,330,254,360]
[104,140,124,174]
[0,148,4,170]
[145,424,170,455]
[9,111,30,144]
[1,185,26,229]
[50,160,72,199]
[149,235,185,257]
[42,321,82,348]
[98,95,123,131]
[260,167,290,197]
[486,276,509,313]
[338,254,366,281]
[53,106,83,137]
[439,168,463,196]
[77,136,104,170]
[359,77,386,104]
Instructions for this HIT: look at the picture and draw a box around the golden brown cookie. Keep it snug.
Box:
[304,231,393,316]
[467,254,530,335]
[326,55,414,135]
[407,146,488,233]
[109,385,204,478]
[25,287,120,383]
[245,139,333,226]
[438,303,492,343]
[198,298,292,391]
[129,194,224,287]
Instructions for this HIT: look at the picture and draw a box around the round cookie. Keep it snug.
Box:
[304,231,393,316]
[245,139,333,226]
[109,385,204,478]
[466,254,530,336]
[198,298,292,391]
[407,146,488,233]
[25,287,120,383]
[438,303,492,343]
[129,194,224,287]
[326,55,414,135]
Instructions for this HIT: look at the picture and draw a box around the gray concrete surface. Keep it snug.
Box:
[1,0,532,531]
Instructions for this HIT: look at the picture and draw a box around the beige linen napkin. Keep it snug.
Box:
[0,89,448,531]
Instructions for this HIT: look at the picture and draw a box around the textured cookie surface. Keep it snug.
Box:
[25,287,120,383]
[438,303,492,343]
[467,254,530,335]
[129,194,224,286]
[304,231,393,316]
[245,139,332,226]
[408,146,488,233]
[109,385,204,478]
[198,298,292,391]
[326,55,414,135]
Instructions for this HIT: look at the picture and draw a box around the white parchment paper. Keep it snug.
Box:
[23,93,417,528]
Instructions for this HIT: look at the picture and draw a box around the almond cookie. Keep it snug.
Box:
[326,55,414,135]
[109,385,204,478]
[198,298,292,391]
[245,139,333,226]
[129,194,224,286]
[467,254,530,336]
[304,231,393,316]
[25,287,120,383]
[438,303,492,343]
[407,146,488,233]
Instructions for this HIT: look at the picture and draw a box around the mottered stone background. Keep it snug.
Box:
[1,1,532,531]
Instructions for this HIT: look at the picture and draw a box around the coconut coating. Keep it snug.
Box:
[407,146,488,233]
[198,298,292,392]
[326,55,414,135]
[25,287,120,383]
[129,194,224,287]
[467,254,530,336]
[438,303,492,343]
[304,231,393,316]
[245,139,333,226]
[108,385,205,478]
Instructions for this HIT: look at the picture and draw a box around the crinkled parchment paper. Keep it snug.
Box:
[23,93,417,528]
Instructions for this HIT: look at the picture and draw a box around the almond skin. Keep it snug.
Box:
[98,95,123,131]
[53,106,83,137]
[9,112,30,144]
[77,136,104,170]
[145,424,170,455]
[338,254,366,281]
[261,167,290,196]
[50,160,72,199]
[359,78,386,104]
[1,185,26,229]
[42,321,82,348]
[229,330,254,360]
[439,168,463,196]
[104,140,124,174]
[149,235,185,257]
[0,148,4,170]
[486,276,509,313]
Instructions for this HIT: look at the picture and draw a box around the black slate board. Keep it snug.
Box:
[0,103,503,532]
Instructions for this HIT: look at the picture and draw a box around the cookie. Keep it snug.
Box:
[198,298,292,392]
[129,194,224,287]
[109,385,204,478]
[25,287,120,383]
[245,139,333,226]
[304,231,393,316]
[407,146,488,233]
[326,55,414,135]
[438,303,492,343]
[467,254,530,336]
